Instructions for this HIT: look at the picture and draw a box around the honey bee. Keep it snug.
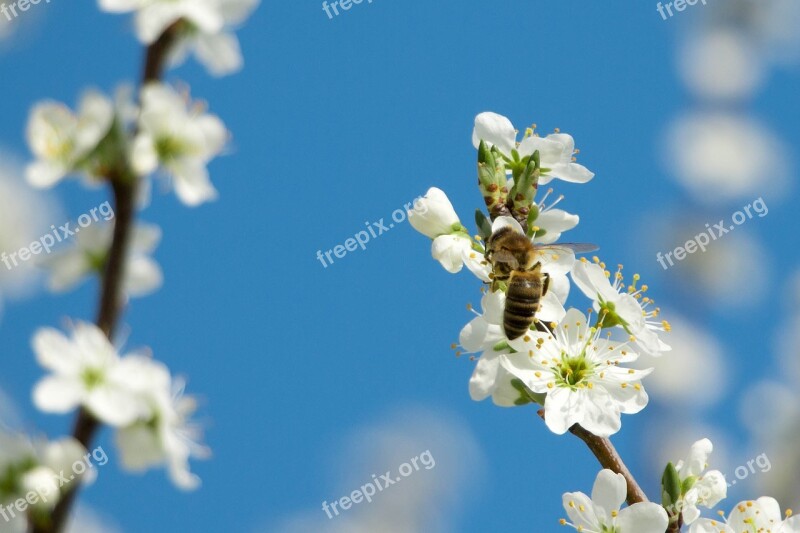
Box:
[486,226,597,340]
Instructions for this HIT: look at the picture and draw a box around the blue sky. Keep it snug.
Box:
[1,0,799,531]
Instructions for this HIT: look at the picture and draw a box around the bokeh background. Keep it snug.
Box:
[1,0,799,531]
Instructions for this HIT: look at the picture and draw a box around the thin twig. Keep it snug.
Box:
[31,24,179,533]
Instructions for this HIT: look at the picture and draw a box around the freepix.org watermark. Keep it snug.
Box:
[321,450,436,519]
[725,451,771,488]
[0,446,108,523]
[656,197,767,270]
[1,0,51,22]
[1,201,115,272]
[656,0,707,21]
[322,0,372,20]
[315,196,427,268]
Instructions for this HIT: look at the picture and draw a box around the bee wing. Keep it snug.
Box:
[490,249,520,270]
[535,243,599,255]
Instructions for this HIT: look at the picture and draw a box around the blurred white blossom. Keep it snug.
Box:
[45,222,163,298]
[116,359,210,490]
[25,91,115,189]
[98,0,259,76]
[663,112,791,204]
[636,312,727,408]
[678,29,764,102]
[31,322,151,426]
[131,83,228,206]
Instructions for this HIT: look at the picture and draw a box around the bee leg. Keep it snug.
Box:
[542,273,551,296]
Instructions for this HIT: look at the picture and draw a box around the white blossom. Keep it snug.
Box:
[561,469,669,533]
[45,222,163,298]
[98,0,258,76]
[673,439,727,524]
[31,322,149,426]
[689,497,800,533]
[408,187,489,277]
[471,111,594,185]
[501,309,652,437]
[25,91,114,189]
[571,258,671,357]
[115,359,210,490]
[130,83,228,206]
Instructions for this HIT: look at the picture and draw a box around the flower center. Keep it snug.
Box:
[155,136,187,161]
[81,367,105,389]
[556,354,592,387]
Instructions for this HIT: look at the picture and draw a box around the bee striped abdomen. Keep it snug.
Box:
[504,271,543,340]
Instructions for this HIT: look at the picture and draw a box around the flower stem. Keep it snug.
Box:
[30,24,179,533]
[537,410,649,506]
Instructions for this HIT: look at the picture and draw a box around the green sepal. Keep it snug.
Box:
[681,476,697,495]
[661,462,681,509]
[475,209,493,241]
[526,205,540,237]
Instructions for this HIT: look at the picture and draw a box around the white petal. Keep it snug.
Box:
[571,260,619,303]
[170,158,218,206]
[689,519,734,533]
[543,386,579,435]
[116,424,164,471]
[578,388,622,438]
[490,215,525,236]
[472,112,516,155]
[46,251,91,293]
[194,32,244,76]
[124,255,163,297]
[533,209,579,244]
[220,0,260,25]
[408,187,461,239]
[130,223,162,254]
[32,328,82,374]
[517,135,564,161]
[780,516,800,533]
[130,134,159,176]
[85,386,143,427]
[546,161,595,184]
[26,161,67,189]
[755,497,783,524]
[431,234,470,274]
[500,353,551,394]
[536,291,566,323]
[97,0,141,12]
[694,470,727,508]
[616,502,669,533]
[682,438,713,477]
[72,322,118,368]
[194,113,228,159]
[468,351,501,401]
[33,376,83,413]
[591,470,627,523]
[562,491,601,529]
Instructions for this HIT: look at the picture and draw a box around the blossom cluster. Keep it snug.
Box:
[409,112,800,530]
[560,439,799,532]
[6,0,257,529]
[409,111,671,439]
[0,433,89,530]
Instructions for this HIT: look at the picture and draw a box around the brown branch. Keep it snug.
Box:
[31,24,180,533]
[538,410,648,506]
